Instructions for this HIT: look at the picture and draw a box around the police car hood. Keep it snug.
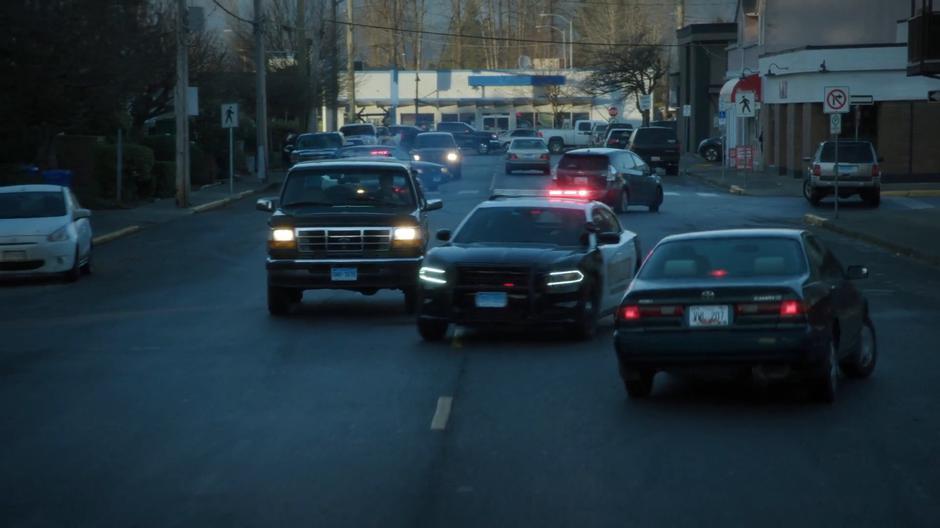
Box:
[428,244,583,269]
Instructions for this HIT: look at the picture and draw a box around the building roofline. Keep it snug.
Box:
[760,43,905,59]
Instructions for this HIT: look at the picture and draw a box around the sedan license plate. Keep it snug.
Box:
[688,305,730,328]
[651,156,661,161]
[330,267,358,281]
[2,250,27,262]
[475,291,508,308]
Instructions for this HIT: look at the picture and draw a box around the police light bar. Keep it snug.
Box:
[547,188,593,198]
[488,188,546,200]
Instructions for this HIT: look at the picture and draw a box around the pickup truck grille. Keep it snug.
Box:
[295,227,392,253]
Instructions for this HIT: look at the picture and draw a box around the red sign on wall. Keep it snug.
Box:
[735,146,754,170]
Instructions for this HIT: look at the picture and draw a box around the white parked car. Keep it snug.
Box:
[0,184,93,281]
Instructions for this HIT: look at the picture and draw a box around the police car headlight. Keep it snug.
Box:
[413,154,421,161]
[419,266,447,285]
[546,269,584,287]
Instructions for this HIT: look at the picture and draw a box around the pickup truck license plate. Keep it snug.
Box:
[475,292,508,308]
[574,177,589,185]
[1,251,27,262]
[688,305,730,327]
[330,267,358,281]
[651,156,661,161]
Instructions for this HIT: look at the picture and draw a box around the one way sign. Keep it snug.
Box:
[929,90,940,103]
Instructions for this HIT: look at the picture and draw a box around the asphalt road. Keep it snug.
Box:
[2,154,939,527]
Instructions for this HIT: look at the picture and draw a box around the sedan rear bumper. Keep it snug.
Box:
[614,325,828,368]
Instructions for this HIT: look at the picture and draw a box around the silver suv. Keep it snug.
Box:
[803,140,883,207]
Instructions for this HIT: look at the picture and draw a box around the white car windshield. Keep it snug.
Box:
[0,191,66,219]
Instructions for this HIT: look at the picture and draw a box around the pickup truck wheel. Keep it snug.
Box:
[267,285,292,316]
[548,139,564,154]
[803,180,823,206]
[649,187,663,212]
[861,188,881,207]
[418,319,449,341]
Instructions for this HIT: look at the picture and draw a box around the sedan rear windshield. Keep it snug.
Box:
[296,134,342,149]
[281,169,415,209]
[558,155,609,171]
[819,143,874,163]
[454,207,586,247]
[640,238,807,280]
[0,191,66,219]
[415,135,457,148]
[632,128,677,145]
[340,124,375,137]
[511,139,547,150]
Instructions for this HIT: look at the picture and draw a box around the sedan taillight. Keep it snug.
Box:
[507,153,518,160]
[871,164,880,177]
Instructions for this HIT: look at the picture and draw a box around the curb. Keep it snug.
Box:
[92,225,141,246]
[190,189,255,214]
[729,185,746,195]
[802,213,940,267]
[881,190,940,198]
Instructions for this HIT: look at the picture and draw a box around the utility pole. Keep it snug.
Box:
[455,0,462,67]
[327,0,339,130]
[345,0,356,123]
[254,0,268,181]
[175,0,191,207]
[297,0,311,131]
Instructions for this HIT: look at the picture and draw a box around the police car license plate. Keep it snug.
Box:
[475,292,508,308]
[330,267,357,281]
[688,305,730,327]
[2,251,26,262]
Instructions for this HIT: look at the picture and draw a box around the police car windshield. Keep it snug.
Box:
[281,169,415,209]
[454,207,585,247]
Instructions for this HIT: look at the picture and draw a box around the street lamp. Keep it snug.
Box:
[540,13,573,69]
[536,25,566,69]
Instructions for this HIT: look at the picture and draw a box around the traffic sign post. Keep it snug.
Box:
[639,94,652,112]
[682,105,691,117]
[823,88,849,217]
[736,91,756,118]
[607,106,619,118]
[221,103,239,195]
[830,114,842,135]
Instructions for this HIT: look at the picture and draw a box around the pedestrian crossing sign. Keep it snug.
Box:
[221,103,239,129]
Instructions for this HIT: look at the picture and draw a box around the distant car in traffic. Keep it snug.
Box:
[614,228,876,402]
[410,132,463,179]
[649,120,677,131]
[388,125,422,150]
[335,147,452,191]
[436,121,500,154]
[339,123,378,143]
[416,193,641,341]
[257,160,443,315]
[0,184,93,281]
[505,138,551,175]
[498,128,540,149]
[552,148,664,213]
[803,140,883,207]
[605,128,632,149]
[627,126,680,175]
[697,137,722,163]
[290,132,344,164]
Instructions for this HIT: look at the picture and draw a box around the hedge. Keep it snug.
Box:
[152,161,176,199]
[94,143,155,201]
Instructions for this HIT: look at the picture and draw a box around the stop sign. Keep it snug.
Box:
[608,106,619,117]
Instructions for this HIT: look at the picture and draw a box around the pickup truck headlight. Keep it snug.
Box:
[392,226,421,247]
[446,151,459,162]
[419,266,447,285]
[546,269,584,287]
[269,228,296,250]
[413,154,421,161]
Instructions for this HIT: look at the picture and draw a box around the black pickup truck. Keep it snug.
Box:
[257,159,443,315]
[436,122,500,154]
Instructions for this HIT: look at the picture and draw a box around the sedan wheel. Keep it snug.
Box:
[619,364,655,399]
[615,189,629,213]
[64,246,81,283]
[418,319,449,341]
[703,146,720,162]
[649,187,663,213]
[812,339,839,403]
[80,245,93,275]
[841,318,877,378]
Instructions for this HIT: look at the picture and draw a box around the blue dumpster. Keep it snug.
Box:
[42,169,74,188]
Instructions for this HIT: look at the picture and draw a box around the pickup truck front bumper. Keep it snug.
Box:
[266,257,421,291]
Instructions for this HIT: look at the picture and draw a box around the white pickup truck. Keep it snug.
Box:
[539,120,606,154]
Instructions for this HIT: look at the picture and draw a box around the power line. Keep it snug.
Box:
[211,0,255,25]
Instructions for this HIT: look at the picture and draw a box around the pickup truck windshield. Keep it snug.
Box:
[296,134,342,149]
[415,135,457,148]
[454,207,585,247]
[282,168,415,209]
[640,238,807,279]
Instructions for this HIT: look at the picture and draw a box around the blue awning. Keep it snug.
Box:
[468,75,566,87]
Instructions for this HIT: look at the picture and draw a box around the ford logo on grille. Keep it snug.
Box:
[701,290,716,299]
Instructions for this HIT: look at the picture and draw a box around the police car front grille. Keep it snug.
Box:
[296,227,392,253]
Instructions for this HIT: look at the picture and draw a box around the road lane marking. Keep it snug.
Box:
[889,197,933,210]
[458,190,480,195]
[452,326,464,349]
[696,192,719,197]
[664,191,680,196]
[430,396,453,431]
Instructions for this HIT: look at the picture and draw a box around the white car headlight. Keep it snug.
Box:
[413,154,421,161]
[271,228,295,242]
[546,269,584,287]
[446,151,459,162]
[419,266,447,285]
[393,227,419,241]
[47,224,70,242]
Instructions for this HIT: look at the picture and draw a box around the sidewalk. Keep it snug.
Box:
[90,173,283,245]
[682,155,940,198]
[804,207,940,267]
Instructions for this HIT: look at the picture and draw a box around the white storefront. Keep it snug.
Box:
[337,69,638,131]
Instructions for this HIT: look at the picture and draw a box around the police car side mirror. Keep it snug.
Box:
[845,265,869,280]
[424,199,443,211]
[585,222,600,233]
[436,229,452,241]
[597,232,621,246]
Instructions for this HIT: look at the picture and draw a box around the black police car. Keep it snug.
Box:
[257,160,443,315]
[416,192,641,341]
[614,229,876,402]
